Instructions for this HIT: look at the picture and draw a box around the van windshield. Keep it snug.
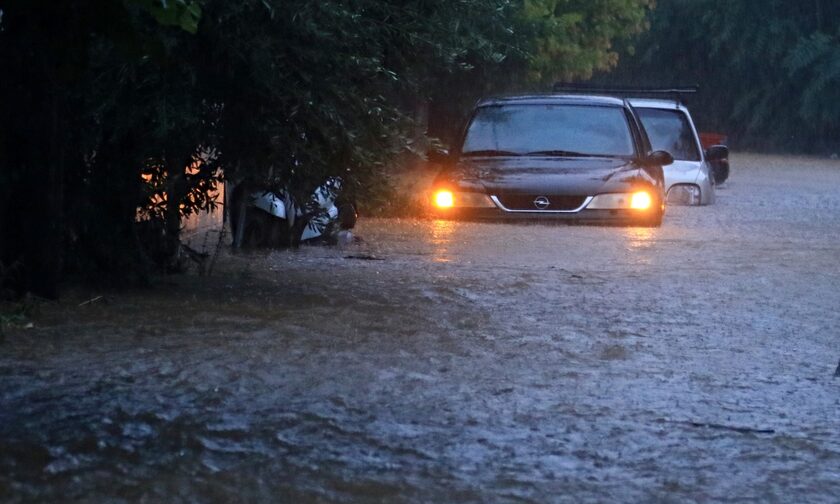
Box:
[461,104,635,157]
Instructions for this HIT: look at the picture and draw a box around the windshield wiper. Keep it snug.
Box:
[525,150,597,157]
[461,149,521,157]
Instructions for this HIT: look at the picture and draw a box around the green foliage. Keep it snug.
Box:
[521,0,653,82]
[0,0,654,296]
[128,0,203,33]
[201,0,530,205]
[601,0,840,152]
[426,0,652,144]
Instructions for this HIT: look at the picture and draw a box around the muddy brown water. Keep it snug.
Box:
[2,153,840,502]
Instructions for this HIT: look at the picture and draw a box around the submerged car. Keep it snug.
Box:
[630,99,728,205]
[229,177,357,248]
[429,94,672,226]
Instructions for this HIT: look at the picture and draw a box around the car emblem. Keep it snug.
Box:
[533,196,551,210]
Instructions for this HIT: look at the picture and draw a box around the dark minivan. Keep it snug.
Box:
[429,94,672,226]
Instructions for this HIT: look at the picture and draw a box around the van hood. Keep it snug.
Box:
[444,156,646,196]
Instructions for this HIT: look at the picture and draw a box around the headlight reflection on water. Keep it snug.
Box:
[431,219,456,263]
[624,227,657,265]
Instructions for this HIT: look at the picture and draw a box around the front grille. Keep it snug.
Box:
[494,194,587,211]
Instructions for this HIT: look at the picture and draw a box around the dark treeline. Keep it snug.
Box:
[0,0,652,298]
[595,0,840,153]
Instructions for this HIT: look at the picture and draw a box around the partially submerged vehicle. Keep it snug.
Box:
[630,98,728,205]
[551,84,729,206]
[229,177,357,248]
[429,93,672,226]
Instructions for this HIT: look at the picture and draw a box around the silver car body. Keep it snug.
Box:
[629,98,715,205]
[248,180,341,241]
[229,177,346,247]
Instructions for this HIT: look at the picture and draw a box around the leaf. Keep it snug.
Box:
[127,0,202,34]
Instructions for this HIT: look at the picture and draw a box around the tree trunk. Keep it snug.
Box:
[164,155,190,270]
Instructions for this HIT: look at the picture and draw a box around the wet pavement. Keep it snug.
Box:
[2,153,840,502]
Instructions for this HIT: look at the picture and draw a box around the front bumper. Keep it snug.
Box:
[430,206,663,226]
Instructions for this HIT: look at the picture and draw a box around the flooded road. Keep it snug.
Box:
[3,153,840,502]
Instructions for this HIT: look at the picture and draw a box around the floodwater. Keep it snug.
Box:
[2,153,840,502]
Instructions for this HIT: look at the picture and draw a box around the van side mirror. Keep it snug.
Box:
[706,145,729,162]
[643,150,674,167]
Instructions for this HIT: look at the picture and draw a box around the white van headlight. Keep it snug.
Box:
[666,184,701,206]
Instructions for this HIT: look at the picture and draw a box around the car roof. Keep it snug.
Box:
[627,98,690,113]
[478,94,627,108]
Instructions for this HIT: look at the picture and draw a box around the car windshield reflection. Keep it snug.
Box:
[462,104,635,158]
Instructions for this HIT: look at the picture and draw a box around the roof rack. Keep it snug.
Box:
[552,83,698,96]
[552,84,698,107]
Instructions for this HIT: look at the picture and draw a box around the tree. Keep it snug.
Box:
[599,0,840,152]
[0,0,653,298]
[521,0,653,82]
[0,0,204,297]
[427,0,653,143]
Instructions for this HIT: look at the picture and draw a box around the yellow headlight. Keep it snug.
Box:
[630,191,652,210]
[434,190,454,208]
